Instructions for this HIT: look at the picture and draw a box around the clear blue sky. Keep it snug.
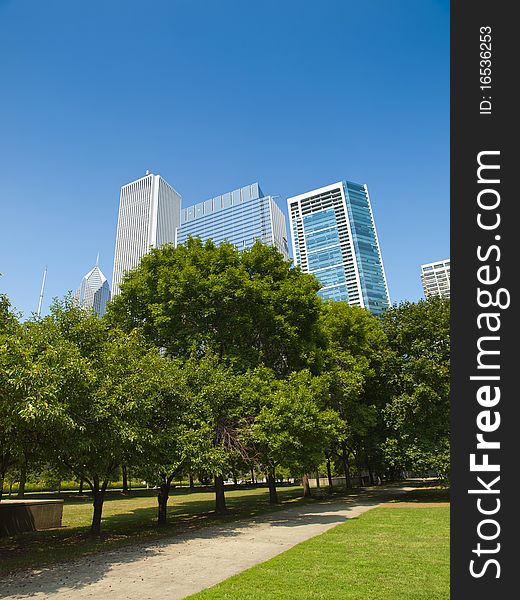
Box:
[0,0,449,318]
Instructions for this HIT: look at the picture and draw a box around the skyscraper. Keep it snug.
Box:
[74,258,111,317]
[176,182,289,259]
[421,259,450,298]
[112,173,181,296]
[287,180,390,315]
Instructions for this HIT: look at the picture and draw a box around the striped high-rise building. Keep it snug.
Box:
[74,258,111,317]
[421,259,450,298]
[287,180,390,315]
[112,173,181,296]
[177,182,289,259]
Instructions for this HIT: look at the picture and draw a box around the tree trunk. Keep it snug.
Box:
[157,476,173,527]
[232,472,238,486]
[326,457,334,493]
[17,460,27,498]
[341,443,351,489]
[250,468,255,484]
[0,453,11,502]
[214,474,227,514]
[368,465,375,485]
[302,474,312,497]
[267,469,278,504]
[90,478,108,535]
[79,478,84,494]
[122,465,128,493]
[315,470,321,490]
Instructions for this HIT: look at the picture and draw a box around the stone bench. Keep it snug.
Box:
[0,499,64,536]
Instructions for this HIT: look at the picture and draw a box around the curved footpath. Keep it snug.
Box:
[0,485,412,600]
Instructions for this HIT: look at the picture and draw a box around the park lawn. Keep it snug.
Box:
[188,504,450,600]
[0,485,304,575]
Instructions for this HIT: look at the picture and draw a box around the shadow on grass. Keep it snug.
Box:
[0,487,304,576]
[388,486,450,503]
[0,484,412,598]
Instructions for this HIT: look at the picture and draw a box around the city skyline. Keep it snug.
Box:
[4,167,441,318]
[0,1,449,318]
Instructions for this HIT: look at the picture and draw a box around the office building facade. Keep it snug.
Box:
[421,259,450,298]
[177,182,289,259]
[74,259,111,317]
[287,180,390,315]
[112,173,181,296]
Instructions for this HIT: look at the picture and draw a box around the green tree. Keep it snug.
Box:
[133,358,202,526]
[180,355,251,514]
[381,297,450,480]
[248,369,344,502]
[0,291,19,498]
[108,239,324,511]
[43,299,169,534]
[108,238,322,374]
[319,302,389,485]
[0,297,78,501]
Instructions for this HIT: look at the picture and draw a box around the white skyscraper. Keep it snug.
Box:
[74,258,111,317]
[112,173,181,296]
[421,259,450,298]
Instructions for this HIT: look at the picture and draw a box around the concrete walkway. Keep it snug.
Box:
[0,486,411,600]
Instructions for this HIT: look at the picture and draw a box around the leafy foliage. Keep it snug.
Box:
[0,298,80,499]
[319,302,390,479]
[381,297,450,479]
[108,238,322,373]
[247,369,344,475]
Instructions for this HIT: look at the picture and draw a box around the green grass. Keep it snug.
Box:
[188,504,450,600]
[0,485,305,575]
[388,485,449,503]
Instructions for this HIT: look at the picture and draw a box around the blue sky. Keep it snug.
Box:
[0,0,449,318]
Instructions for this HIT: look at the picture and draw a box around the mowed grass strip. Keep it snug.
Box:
[0,486,304,575]
[188,505,450,600]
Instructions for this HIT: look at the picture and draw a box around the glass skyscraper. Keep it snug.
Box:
[287,180,390,315]
[177,182,289,259]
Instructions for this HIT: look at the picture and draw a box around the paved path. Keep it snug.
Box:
[0,486,411,600]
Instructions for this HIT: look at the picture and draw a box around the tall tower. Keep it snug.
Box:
[112,173,181,296]
[74,257,111,317]
[421,259,450,298]
[177,182,289,259]
[287,180,390,315]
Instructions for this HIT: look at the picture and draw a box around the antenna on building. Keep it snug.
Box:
[96,252,100,267]
[37,266,47,318]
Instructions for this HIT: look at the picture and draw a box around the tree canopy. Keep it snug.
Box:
[1,246,451,533]
[108,238,322,374]
[381,297,450,479]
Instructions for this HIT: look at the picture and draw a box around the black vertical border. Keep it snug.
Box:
[451,1,517,597]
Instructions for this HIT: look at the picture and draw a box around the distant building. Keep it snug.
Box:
[287,180,390,315]
[177,182,289,259]
[112,173,181,296]
[421,259,450,298]
[74,258,111,317]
